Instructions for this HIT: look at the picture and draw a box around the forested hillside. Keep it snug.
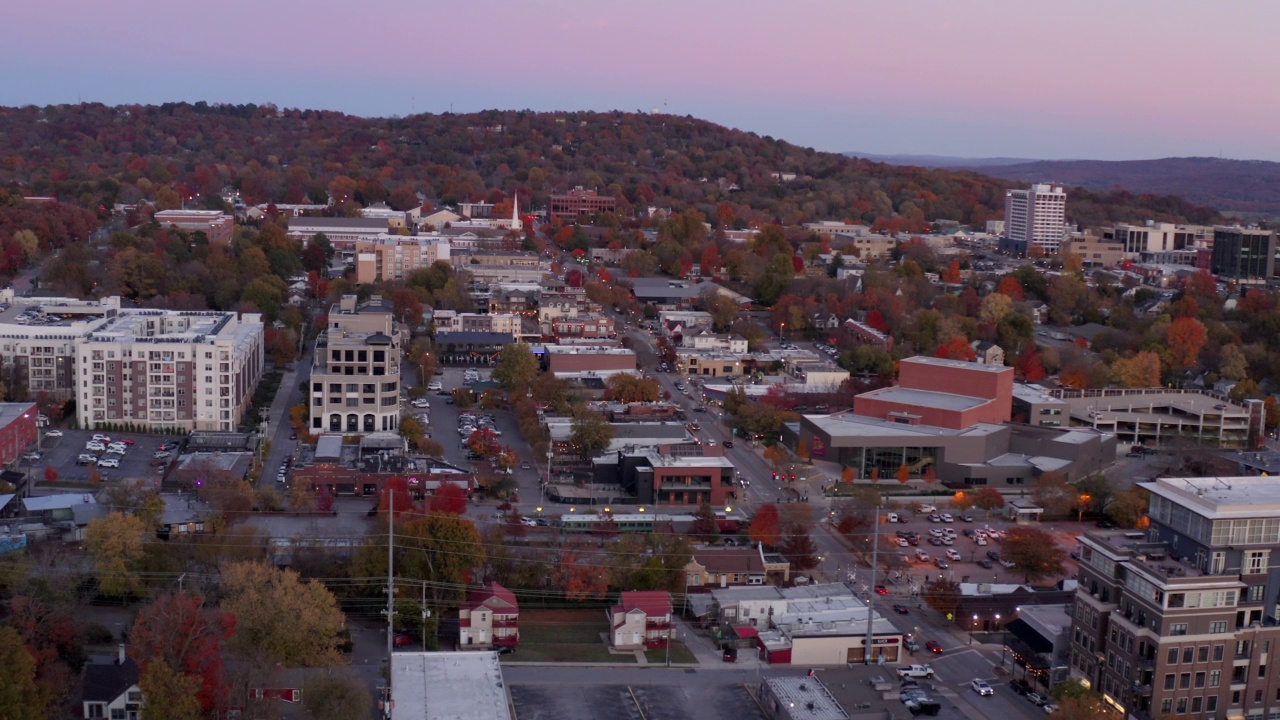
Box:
[0,103,1221,231]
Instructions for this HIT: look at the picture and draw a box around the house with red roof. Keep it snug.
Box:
[608,590,673,650]
[459,583,519,649]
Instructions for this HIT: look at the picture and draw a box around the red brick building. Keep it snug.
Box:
[551,316,616,340]
[853,356,1013,429]
[544,345,636,376]
[0,403,37,468]
[548,188,617,221]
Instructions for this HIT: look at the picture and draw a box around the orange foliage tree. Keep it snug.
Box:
[1167,317,1207,370]
[896,464,910,484]
[935,336,976,362]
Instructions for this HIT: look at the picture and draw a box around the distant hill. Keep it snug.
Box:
[959,157,1280,215]
[851,152,1280,215]
[845,152,1043,168]
[0,103,1223,232]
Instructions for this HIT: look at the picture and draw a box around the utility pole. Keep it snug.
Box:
[386,490,395,658]
[864,505,880,665]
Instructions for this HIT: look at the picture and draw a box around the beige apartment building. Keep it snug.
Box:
[432,311,521,335]
[309,296,402,434]
[76,310,265,432]
[354,235,451,284]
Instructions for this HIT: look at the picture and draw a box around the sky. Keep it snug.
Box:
[4,0,1280,161]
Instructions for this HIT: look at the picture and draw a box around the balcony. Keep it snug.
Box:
[492,617,518,628]
[1132,681,1152,696]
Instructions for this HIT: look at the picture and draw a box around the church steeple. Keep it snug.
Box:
[511,192,520,227]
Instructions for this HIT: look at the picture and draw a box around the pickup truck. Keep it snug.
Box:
[897,664,935,679]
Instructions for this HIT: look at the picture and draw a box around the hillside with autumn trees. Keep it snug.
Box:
[0,103,1222,232]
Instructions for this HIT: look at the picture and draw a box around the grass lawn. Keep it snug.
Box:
[644,640,698,665]
[511,609,636,664]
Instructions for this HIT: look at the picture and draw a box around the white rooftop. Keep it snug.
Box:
[859,387,993,412]
[390,652,512,720]
[763,677,848,720]
[901,355,1012,374]
[1141,476,1280,520]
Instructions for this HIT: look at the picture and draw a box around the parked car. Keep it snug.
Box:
[76,454,99,465]
[945,549,962,561]
[1009,679,1032,696]
[427,381,444,391]
[92,434,111,443]
[722,647,738,663]
[85,441,106,452]
[978,558,995,569]
[393,633,416,648]
[97,457,120,469]
[44,429,63,438]
[1043,703,1060,714]
[153,451,172,460]
[1027,692,1048,707]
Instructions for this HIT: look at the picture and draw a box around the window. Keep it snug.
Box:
[1176,698,1188,714]
[1164,674,1176,690]
[1195,672,1206,688]
[1207,697,1218,712]
[1212,622,1229,634]
[1183,647,1194,663]
[1199,645,1209,662]
[1192,697,1202,713]
[1180,673,1191,689]
[1171,623,1188,636]
[1250,585,1267,602]
[1214,644,1225,661]
[1161,700,1173,714]
[1210,670,1221,687]
[1168,648,1180,664]
[86,704,105,719]
[1247,550,1269,574]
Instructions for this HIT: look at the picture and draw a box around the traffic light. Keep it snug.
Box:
[771,472,778,481]
[790,473,797,482]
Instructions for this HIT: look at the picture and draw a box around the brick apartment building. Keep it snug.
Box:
[75,311,265,432]
[548,187,617,221]
[544,345,636,377]
[153,210,234,245]
[1071,475,1280,720]
[354,235,451,283]
[0,403,37,467]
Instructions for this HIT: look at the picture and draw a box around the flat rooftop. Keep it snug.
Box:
[1055,390,1250,422]
[806,412,1006,440]
[1142,476,1280,520]
[390,652,512,720]
[901,356,1012,374]
[858,386,993,412]
[763,677,848,720]
[85,310,239,341]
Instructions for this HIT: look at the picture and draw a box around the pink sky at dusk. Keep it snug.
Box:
[4,0,1279,160]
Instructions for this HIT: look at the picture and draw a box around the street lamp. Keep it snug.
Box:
[779,322,786,341]
[1077,494,1091,523]
[996,613,1006,669]
[970,614,978,645]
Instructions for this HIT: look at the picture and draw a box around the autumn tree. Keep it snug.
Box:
[896,463,911,484]
[0,627,47,720]
[604,373,661,403]
[979,293,1013,325]
[1014,345,1047,382]
[1106,488,1150,529]
[139,660,202,720]
[1002,528,1067,583]
[971,487,1006,515]
[934,335,975,361]
[466,428,502,460]
[781,525,819,572]
[1110,351,1162,388]
[42,466,57,483]
[301,670,373,720]
[130,591,236,712]
[748,504,782,547]
[997,276,1025,301]
[491,343,539,393]
[219,561,347,668]
[922,578,962,616]
[428,483,469,515]
[555,543,609,601]
[763,444,786,470]
[1167,316,1208,370]
[690,502,720,542]
[840,466,855,483]
[570,409,615,459]
[85,511,147,597]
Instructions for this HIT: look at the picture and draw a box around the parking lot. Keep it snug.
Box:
[507,678,765,720]
[33,428,182,488]
[868,507,1083,590]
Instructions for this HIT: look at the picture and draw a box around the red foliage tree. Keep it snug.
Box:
[748,504,782,547]
[129,592,236,713]
[43,466,57,482]
[1014,346,1048,382]
[701,245,721,273]
[315,485,334,512]
[935,336,976,361]
[997,276,1025,301]
[378,476,414,517]
[791,255,805,273]
[429,483,469,515]
[865,310,889,332]
[1167,317,1208,369]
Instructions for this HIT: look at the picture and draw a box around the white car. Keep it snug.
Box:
[918,504,937,513]
[427,381,444,391]
[106,446,127,456]
[945,549,962,561]
[940,513,954,523]
[85,441,106,452]
[44,429,63,438]
[92,434,111,443]
[96,457,120,468]
[971,679,994,696]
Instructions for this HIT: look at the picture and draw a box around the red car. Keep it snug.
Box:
[875,585,889,595]
[122,438,136,445]
[925,641,944,654]
[393,633,416,647]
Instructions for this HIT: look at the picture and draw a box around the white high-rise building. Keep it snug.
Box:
[1004,183,1067,254]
